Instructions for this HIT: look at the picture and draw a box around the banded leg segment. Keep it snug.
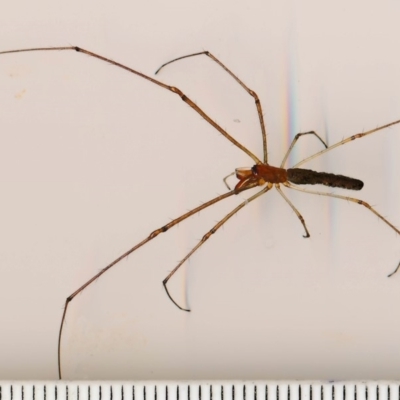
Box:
[284,181,400,272]
[280,131,328,168]
[293,120,400,168]
[284,182,400,235]
[285,181,400,277]
[163,183,273,311]
[0,46,261,164]
[275,184,310,238]
[155,51,268,164]
[56,189,241,378]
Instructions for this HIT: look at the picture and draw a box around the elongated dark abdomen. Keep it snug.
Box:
[287,168,363,190]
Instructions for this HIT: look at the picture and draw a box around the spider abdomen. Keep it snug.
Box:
[287,168,364,190]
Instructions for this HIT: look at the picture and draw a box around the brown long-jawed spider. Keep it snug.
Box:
[1,46,399,378]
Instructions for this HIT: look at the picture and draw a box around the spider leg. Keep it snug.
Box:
[162,183,273,311]
[280,131,328,168]
[0,46,261,164]
[57,189,238,378]
[155,51,268,163]
[293,120,400,168]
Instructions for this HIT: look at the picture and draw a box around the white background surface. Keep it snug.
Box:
[1,0,400,381]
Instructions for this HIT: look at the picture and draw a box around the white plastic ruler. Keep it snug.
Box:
[0,382,398,400]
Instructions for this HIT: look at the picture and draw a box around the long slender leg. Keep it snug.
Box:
[280,131,328,168]
[293,120,400,168]
[275,184,310,238]
[155,51,268,164]
[162,183,273,311]
[0,46,261,164]
[283,182,400,273]
[56,189,243,378]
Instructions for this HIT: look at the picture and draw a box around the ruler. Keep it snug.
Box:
[0,382,398,400]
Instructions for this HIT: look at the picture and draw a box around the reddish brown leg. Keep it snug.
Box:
[162,183,273,311]
[155,51,268,163]
[0,46,261,164]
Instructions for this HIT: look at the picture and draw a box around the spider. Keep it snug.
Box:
[1,46,399,378]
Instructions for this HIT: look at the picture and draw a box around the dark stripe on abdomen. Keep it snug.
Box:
[287,168,363,190]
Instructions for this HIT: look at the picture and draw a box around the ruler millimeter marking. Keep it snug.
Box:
[0,383,398,400]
